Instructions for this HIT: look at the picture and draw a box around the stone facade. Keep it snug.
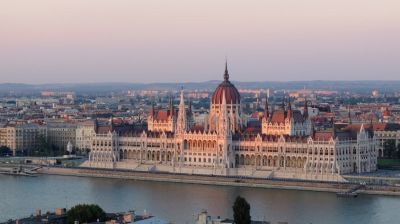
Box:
[87,66,378,181]
[75,120,96,151]
[46,122,77,151]
[0,124,46,155]
[367,123,400,157]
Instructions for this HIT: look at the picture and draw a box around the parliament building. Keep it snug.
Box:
[86,63,377,181]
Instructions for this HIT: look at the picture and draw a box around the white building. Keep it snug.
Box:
[87,64,378,181]
[75,120,96,151]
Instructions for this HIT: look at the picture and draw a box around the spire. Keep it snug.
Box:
[169,97,174,117]
[311,122,316,139]
[348,106,352,124]
[151,101,156,118]
[222,89,227,108]
[331,118,336,137]
[110,115,114,130]
[235,100,241,132]
[176,88,187,134]
[224,59,229,81]
[287,99,292,119]
[95,118,99,133]
[219,90,230,135]
[303,99,308,119]
[264,96,269,119]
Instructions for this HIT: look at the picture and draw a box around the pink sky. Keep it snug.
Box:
[1,0,399,83]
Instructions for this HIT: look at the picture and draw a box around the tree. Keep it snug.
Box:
[36,134,50,156]
[233,196,251,224]
[0,146,12,157]
[66,204,106,224]
[383,139,396,159]
[51,144,62,156]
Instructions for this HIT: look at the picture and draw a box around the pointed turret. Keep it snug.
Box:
[176,88,187,134]
[235,100,241,132]
[331,118,336,137]
[348,106,352,124]
[224,60,229,81]
[219,90,230,135]
[287,99,292,120]
[95,118,99,134]
[311,122,316,139]
[151,102,155,117]
[169,97,173,117]
[264,96,269,120]
[303,99,309,119]
[109,115,115,132]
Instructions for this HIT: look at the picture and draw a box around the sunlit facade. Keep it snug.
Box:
[87,65,378,181]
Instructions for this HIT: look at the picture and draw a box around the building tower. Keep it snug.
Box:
[218,90,231,136]
[348,106,352,124]
[176,88,187,134]
[303,99,308,119]
[264,96,269,120]
[287,100,292,120]
[209,61,242,132]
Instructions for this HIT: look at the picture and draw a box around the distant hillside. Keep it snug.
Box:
[0,80,399,95]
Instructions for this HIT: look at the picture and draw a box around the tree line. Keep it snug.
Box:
[383,139,400,159]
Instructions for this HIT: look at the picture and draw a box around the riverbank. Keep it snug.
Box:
[34,166,400,196]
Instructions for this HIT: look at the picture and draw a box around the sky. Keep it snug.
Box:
[0,0,399,84]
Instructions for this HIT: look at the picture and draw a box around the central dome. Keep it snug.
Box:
[211,62,240,104]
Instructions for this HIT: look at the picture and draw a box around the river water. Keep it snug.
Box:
[0,174,399,224]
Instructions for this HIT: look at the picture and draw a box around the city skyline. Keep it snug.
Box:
[2,1,400,224]
[1,0,400,84]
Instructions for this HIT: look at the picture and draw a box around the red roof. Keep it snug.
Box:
[156,111,169,121]
[190,125,205,133]
[211,81,240,104]
[271,111,286,123]
[250,112,260,119]
[383,107,390,116]
[149,108,176,121]
[313,131,334,141]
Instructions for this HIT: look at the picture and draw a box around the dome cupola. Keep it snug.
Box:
[211,61,240,104]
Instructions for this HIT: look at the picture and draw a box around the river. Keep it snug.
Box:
[0,174,399,223]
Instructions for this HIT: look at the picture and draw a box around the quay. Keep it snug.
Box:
[336,184,365,198]
[2,162,400,196]
[34,165,400,196]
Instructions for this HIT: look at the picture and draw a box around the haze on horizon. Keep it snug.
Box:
[1,0,399,84]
